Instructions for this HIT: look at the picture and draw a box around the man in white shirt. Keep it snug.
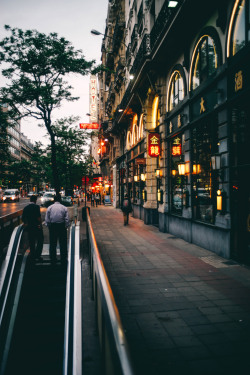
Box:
[45,194,70,266]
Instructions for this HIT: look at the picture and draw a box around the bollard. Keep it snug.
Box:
[82,206,90,221]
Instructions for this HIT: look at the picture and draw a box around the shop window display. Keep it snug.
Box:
[171,135,184,214]
[192,120,218,224]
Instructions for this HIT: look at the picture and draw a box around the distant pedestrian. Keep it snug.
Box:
[121,194,132,226]
[91,193,95,207]
[22,195,44,262]
[95,192,100,207]
[45,194,70,266]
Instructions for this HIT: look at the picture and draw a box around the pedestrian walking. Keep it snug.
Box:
[91,193,95,207]
[121,194,132,226]
[45,193,70,266]
[22,194,44,262]
[95,192,100,207]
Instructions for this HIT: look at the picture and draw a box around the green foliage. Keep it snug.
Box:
[0,26,97,193]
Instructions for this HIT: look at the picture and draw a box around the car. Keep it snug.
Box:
[40,192,56,207]
[38,191,45,196]
[27,191,38,197]
[1,189,20,202]
[61,196,73,207]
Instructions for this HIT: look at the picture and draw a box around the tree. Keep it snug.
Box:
[0,25,96,193]
[48,116,92,191]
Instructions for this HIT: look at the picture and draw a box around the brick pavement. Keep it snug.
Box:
[89,204,250,375]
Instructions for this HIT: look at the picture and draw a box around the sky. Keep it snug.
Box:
[0,0,109,145]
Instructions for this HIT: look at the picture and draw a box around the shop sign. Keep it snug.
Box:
[135,158,146,165]
[79,123,99,129]
[148,133,161,157]
[172,137,182,156]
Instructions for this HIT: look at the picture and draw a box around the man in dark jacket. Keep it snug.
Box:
[121,194,132,226]
[22,194,44,261]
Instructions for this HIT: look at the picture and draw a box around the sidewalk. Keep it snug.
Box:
[89,204,250,375]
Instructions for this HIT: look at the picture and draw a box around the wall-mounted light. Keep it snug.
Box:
[192,164,201,174]
[157,189,163,204]
[172,170,177,176]
[155,168,162,178]
[141,173,146,181]
[129,74,134,80]
[168,1,178,7]
[134,175,139,182]
[211,154,221,170]
[217,189,226,212]
[178,162,186,175]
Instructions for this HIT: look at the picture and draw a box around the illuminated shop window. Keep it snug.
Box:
[171,134,184,215]
[190,35,218,91]
[168,71,184,112]
[227,0,249,57]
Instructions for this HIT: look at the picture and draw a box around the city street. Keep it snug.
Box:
[0,197,36,217]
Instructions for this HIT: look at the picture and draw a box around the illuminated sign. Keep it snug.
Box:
[172,137,182,156]
[79,123,99,129]
[148,133,161,157]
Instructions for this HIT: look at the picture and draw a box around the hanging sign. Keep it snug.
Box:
[148,133,161,157]
[79,123,99,129]
[172,136,182,156]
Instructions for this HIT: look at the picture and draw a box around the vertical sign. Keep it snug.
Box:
[89,75,98,125]
[148,133,161,157]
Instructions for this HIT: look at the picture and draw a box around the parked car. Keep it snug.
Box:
[1,189,20,202]
[38,191,45,196]
[61,196,73,207]
[40,192,56,207]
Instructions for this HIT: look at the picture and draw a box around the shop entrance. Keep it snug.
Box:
[231,102,250,264]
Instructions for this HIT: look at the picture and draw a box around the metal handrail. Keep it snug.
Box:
[86,209,135,375]
[63,222,82,375]
[0,225,24,326]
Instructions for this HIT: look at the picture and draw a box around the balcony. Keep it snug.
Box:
[131,24,138,53]
[112,20,125,55]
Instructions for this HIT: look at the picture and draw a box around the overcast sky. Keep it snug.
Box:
[0,0,108,145]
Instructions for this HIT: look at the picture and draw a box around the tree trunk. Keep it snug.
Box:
[50,133,60,194]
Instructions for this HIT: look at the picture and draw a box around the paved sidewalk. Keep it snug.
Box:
[89,205,250,375]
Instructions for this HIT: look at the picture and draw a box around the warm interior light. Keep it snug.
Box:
[134,175,139,182]
[172,170,177,176]
[155,169,161,178]
[192,164,201,174]
[141,173,146,181]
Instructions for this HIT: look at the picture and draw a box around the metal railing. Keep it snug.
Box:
[63,222,82,375]
[0,210,23,262]
[86,209,135,375]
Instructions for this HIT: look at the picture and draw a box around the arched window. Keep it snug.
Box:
[152,95,160,128]
[131,114,138,146]
[138,114,144,139]
[167,70,184,112]
[227,0,248,57]
[190,34,219,91]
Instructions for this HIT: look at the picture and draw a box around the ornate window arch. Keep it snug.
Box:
[167,65,186,112]
[227,0,249,57]
[131,114,138,146]
[152,95,160,128]
[138,114,144,140]
[126,131,132,150]
[189,29,222,91]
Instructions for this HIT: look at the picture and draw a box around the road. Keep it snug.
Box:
[0,197,48,217]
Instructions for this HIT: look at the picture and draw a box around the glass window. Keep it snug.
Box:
[170,135,184,214]
[192,119,218,224]
[191,35,218,91]
[168,71,184,111]
[231,0,246,56]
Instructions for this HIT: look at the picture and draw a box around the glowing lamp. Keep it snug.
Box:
[141,173,146,181]
[178,163,186,175]
[172,170,177,176]
[134,175,139,182]
[192,164,201,174]
[155,169,162,178]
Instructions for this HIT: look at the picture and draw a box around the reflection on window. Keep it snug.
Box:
[171,135,184,214]
[168,71,184,111]
[232,0,246,56]
[191,35,218,91]
[192,121,217,224]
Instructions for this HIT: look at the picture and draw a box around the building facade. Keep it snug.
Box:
[96,0,250,264]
